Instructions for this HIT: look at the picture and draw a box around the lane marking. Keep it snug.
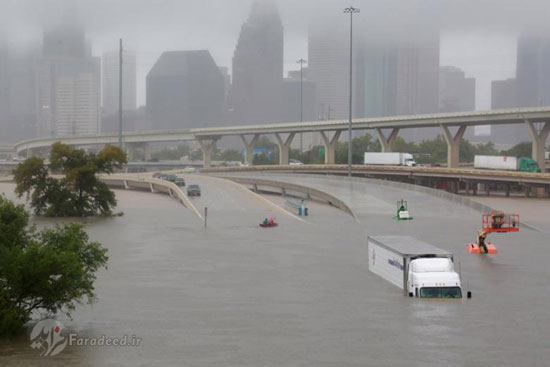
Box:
[197,175,307,223]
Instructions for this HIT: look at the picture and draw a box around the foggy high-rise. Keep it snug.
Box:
[0,0,549,145]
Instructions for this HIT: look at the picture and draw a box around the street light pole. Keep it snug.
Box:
[344,6,359,177]
[297,58,307,152]
[118,38,123,148]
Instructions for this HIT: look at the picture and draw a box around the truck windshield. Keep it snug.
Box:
[419,287,462,299]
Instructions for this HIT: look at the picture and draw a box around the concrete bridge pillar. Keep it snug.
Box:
[376,128,400,153]
[525,120,550,171]
[320,130,342,164]
[125,143,136,162]
[143,143,152,161]
[275,133,295,165]
[240,134,260,164]
[197,138,218,168]
[441,125,466,169]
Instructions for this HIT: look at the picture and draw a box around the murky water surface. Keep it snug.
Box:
[1,175,549,367]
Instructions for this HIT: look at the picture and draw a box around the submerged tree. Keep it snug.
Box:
[0,196,108,335]
[14,143,127,217]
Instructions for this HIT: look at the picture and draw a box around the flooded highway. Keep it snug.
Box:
[1,174,549,366]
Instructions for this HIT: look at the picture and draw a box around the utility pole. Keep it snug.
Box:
[344,6,359,177]
[118,38,123,148]
[297,58,307,152]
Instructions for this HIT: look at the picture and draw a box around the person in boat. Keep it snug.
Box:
[262,218,269,226]
[268,217,275,225]
[477,229,488,254]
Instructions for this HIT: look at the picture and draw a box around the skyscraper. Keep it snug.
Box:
[486,34,550,145]
[394,37,440,117]
[308,1,440,133]
[516,35,550,107]
[146,50,225,130]
[491,78,518,110]
[43,24,86,59]
[0,39,8,139]
[38,12,100,137]
[102,50,137,116]
[5,46,40,141]
[308,20,350,120]
[228,0,284,124]
[489,78,528,144]
[439,66,475,112]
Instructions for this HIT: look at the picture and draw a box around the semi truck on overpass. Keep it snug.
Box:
[474,155,540,172]
[364,152,416,166]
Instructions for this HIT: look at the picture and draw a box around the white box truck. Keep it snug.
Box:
[368,236,467,299]
[363,152,416,166]
[474,155,540,173]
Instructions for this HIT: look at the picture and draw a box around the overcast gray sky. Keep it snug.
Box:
[2,0,548,109]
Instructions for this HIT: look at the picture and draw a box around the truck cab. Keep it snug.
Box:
[367,236,468,299]
[407,258,462,299]
[518,157,541,173]
[403,153,416,167]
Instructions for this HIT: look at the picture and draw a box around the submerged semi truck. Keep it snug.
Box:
[363,152,416,166]
[368,236,468,299]
[474,155,540,173]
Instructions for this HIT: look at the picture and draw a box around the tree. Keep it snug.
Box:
[151,144,192,161]
[501,142,532,157]
[290,146,325,164]
[0,196,108,335]
[392,137,418,154]
[252,153,276,165]
[416,135,448,164]
[335,133,381,164]
[250,137,278,165]
[459,139,499,163]
[14,143,127,217]
[213,149,243,162]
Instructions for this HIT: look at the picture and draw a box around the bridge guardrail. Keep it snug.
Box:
[201,164,550,185]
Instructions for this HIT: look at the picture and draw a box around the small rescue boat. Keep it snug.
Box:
[259,222,278,228]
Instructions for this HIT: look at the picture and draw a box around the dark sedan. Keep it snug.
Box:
[187,184,201,197]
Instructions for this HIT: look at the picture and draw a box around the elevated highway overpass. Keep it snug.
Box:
[12,107,550,169]
[201,164,550,198]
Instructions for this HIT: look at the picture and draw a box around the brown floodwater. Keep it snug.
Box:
[0,174,549,367]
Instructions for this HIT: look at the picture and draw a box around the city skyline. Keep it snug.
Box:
[1,0,543,110]
[1,0,549,145]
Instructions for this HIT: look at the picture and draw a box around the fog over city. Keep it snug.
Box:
[1,0,550,144]
[2,0,548,104]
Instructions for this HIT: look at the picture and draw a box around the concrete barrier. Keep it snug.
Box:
[210,172,540,231]
[99,174,203,220]
[212,175,355,218]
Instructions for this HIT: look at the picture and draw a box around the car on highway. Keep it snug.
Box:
[187,184,201,197]
[289,159,303,166]
[163,174,178,183]
[174,177,186,187]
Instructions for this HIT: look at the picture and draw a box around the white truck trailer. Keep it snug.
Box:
[363,152,416,166]
[368,236,468,299]
[473,155,540,173]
